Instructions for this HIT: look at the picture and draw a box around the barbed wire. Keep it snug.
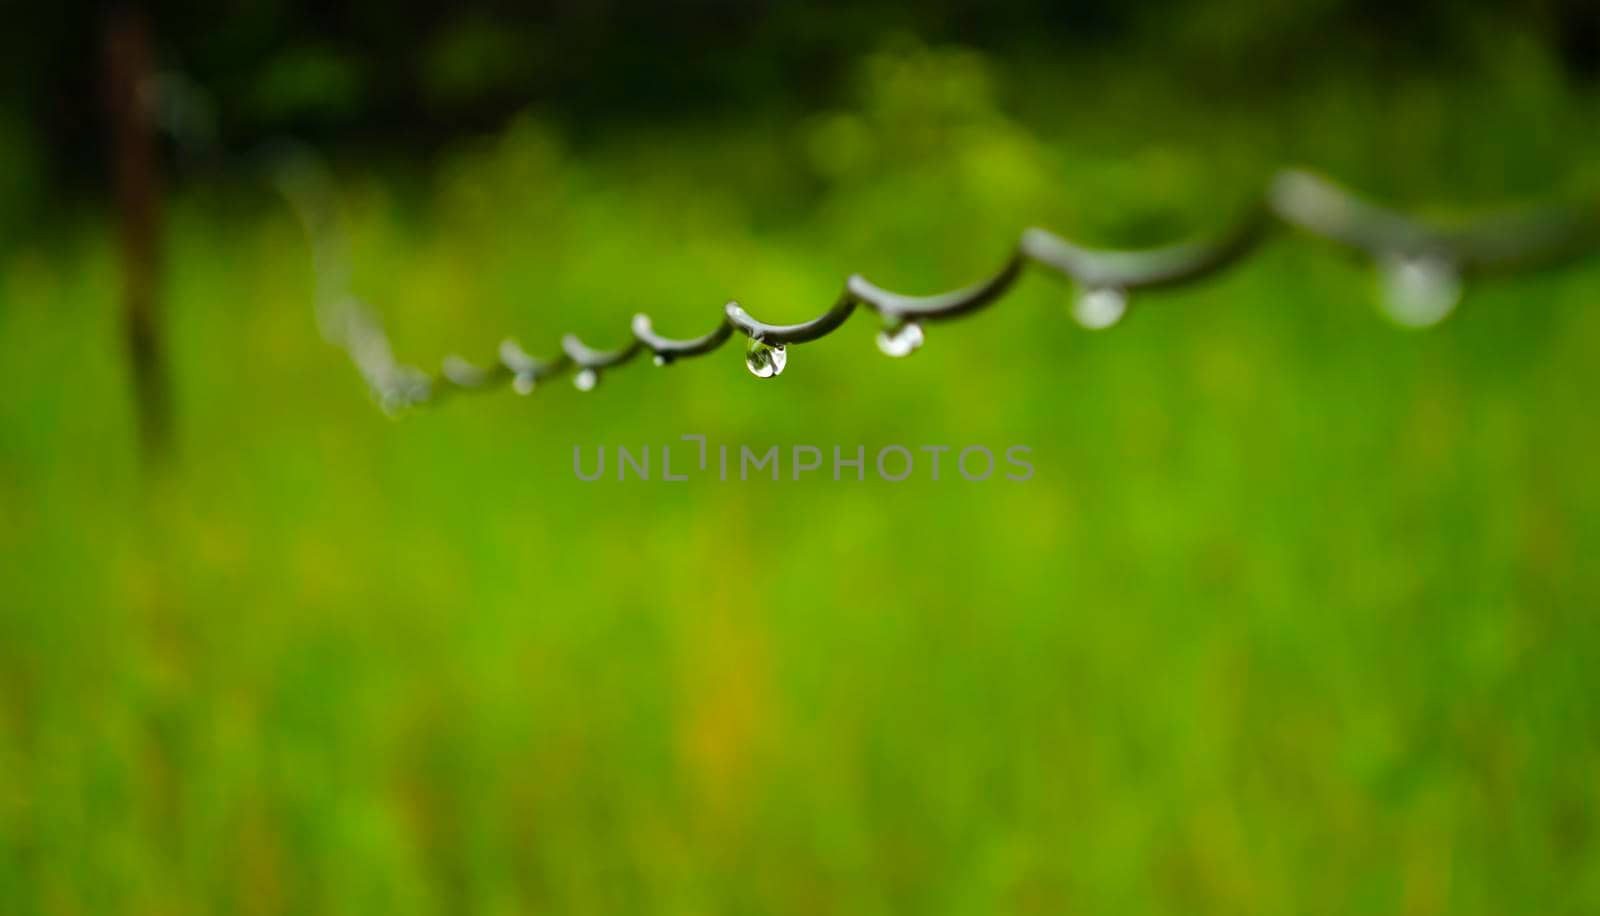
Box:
[272,150,1600,413]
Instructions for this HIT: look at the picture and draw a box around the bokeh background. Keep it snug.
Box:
[3,1,1600,912]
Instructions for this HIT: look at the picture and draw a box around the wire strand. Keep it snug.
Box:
[274,154,1600,412]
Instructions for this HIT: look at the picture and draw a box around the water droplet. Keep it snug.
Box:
[745,338,787,378]
[573,368,600,391]
[1073,286,1127,330]
[512,371,536,395]
[653,353,671,367]
[876,322,925,357]
[1380,252,1460,327]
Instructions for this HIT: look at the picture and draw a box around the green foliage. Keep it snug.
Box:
[2,43,1600,914]
[251,46,368,122]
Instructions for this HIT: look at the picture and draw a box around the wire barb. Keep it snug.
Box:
[632,312,734,361]
[277,159,1600,411]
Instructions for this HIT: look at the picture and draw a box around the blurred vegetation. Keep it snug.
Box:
[4,6,1600,915]
[2,0,1597,217]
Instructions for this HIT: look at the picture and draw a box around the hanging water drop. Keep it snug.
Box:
[573,368,599,391]
[876,322,925,358]
[1073,286,1127,330]
[512,371,536,395]
[745,338,787,378]
[653,353,671,367]
[1380,252,1460,327]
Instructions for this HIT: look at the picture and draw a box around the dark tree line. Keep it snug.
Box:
[0,0,1593,203]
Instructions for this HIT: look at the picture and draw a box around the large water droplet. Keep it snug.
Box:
[512,371,536,395]
[876,322,925,358]
[573,368,600,391]
[1073,286,1127,330]
[653,353,671,367]
[1380,252,1460,327]
[745,338,787,378]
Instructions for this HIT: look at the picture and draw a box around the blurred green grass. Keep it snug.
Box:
[3,43,1600,914]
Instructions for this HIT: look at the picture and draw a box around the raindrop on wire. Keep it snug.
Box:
[653,353,671,367]
[501,338,539,393]
[1073,286,1127,330]
[1379,252,1460,328]
[745,338,787,378]
[574,368,600,391]
[876,322,925,358]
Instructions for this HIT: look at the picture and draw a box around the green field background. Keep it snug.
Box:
[3,43,1600,914]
